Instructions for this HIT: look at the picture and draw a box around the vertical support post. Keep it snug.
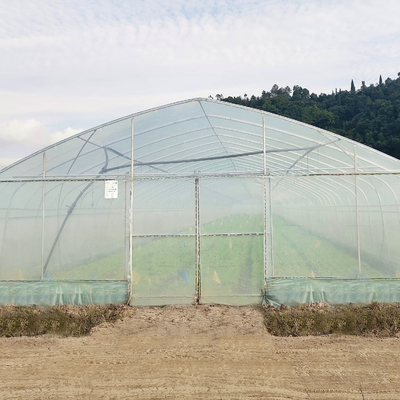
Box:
[354,145,362,278]
[263,116,267,176]
[195,176,200,304]
[263,116,268,280]
[41,151,46,280]
[124,178,130,288]
[268,176,275,277]
[263,177,268,279]
[263,176,275,278]
[263,116,275,279]
[262,116,274,279]
[128,118,134,304]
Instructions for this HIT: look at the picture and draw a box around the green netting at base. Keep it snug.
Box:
[0,281,128,305]
[264,278,400,306]
[200,295,263,306]
[131,296,194,306]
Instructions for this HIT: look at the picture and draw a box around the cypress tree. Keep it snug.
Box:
[351,79,356,93]
[379,75,383,85]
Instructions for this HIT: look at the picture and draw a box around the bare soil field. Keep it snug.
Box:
[1,305,400,399]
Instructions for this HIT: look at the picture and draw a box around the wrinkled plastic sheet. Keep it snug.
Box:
[264,278,400,306]
[0,280,128,305]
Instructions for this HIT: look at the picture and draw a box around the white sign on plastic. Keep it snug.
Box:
[105,180,118,199]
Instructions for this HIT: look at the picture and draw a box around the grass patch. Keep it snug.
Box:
[0,305,125,337]
[262,302,400,337]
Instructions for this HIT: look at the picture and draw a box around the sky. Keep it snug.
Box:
[1,0,400,168]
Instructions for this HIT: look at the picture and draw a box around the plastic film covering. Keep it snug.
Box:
[271,175,361,278]
[133,179,195,235]
[131,237,196,305]
[199,177,264,304]
[201,235,264,305]
[356,175,400,277]
[200,178,264,233]
[43,180,126,280]
[264,278,400,306]
[131,179,196,305]
[0,179,126,281]
[0,182,43,280]
[0,281,128,305]
[1,98,400,306]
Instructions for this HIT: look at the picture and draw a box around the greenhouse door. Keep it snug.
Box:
[130,176,266,306]
[198,177,265,305]
[130,179,197,305]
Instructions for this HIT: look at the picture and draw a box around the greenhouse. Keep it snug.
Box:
[1,98,400,306]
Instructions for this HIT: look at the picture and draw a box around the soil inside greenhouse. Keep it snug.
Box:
[1,305,400,399]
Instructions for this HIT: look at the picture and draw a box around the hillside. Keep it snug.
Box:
[220,72,400,159]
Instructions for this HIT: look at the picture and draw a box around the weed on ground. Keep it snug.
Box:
[262,302,400,337]
[0,304,126,337]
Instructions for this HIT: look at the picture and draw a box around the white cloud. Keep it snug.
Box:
[0,119,45,143]
[0,118,82,145]
[0,157,21,170]
[0,0,399,162]
[0,118,83,161]
[49,127,85,144]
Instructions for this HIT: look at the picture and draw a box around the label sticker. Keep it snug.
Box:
[105,180,118,199]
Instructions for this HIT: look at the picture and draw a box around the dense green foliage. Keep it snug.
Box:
[262,302,400,337]
[220,72,400,159]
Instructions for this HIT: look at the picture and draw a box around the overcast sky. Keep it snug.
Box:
[1,0,399,168]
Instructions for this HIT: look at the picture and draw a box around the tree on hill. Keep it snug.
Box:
[351,79,356,93]
[221,72,400,159]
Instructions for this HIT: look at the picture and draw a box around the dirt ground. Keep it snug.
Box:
[1,305,400,399]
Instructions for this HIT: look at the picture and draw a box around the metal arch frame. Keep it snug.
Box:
[2,98,399,180]
[3,99,400,303]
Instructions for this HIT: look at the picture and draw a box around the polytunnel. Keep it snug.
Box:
[1,98,400,306]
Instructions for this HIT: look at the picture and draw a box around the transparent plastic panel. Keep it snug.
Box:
[357,175,400,277]
[266,142,354,176]
[355,143,400,172]
[131,236,195,305]
[135,101,204,138]
[200,235,264,304]
[135,130,220,166]
[0,182,43,280]
[57,145,108,176]
[43,136,93,176]
[265,127,316,152]
[40,118,132,177]
[43,180,126,280]
[328,139,400,173]
[90,117,131,148]
[200,178,263,234]
[207,116,263,143]
[164,156,240,175]
[0,152,45,179]
[133,179,195,235]
[266,152,302,174]
[134,100,265,174]
[271,176,360,278]
[134,121,213,162]
[200,100,263,127]
[303,144,355,173]
[272,144,355,176]
[264,116,329,149]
